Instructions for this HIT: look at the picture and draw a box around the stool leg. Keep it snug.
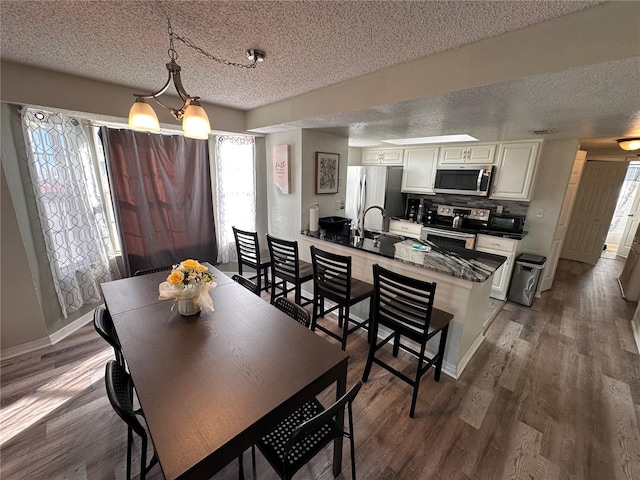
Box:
[341,306,348,350]
[434,325,449,382]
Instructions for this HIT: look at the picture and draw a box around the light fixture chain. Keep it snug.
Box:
[172,32,258,69]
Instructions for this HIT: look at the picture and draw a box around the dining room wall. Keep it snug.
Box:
[301,130,349,229]
[0,61,247,136]
[265,129,304,241]
[1,162,49,351]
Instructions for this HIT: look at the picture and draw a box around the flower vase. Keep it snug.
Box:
[177,298,201,316]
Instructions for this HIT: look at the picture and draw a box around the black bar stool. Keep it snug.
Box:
[310,246,373,350]
[266,234,313,306]
[362,264,453,418]
[233,226,271,293]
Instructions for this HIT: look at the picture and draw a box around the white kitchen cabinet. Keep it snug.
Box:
[490,141,541,201]
[401,147,439,194]
[361,148,404,165]
[439,143,497,165]
[388,219,422,239]
[476,234,522,300]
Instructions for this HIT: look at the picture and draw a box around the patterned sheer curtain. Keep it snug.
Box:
[215,136,256,263]
[21,108,120,317]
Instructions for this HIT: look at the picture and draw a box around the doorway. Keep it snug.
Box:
[561,160,628,265]
[606,161,640,258]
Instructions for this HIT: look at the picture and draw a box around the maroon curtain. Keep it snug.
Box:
[101,128,217,276]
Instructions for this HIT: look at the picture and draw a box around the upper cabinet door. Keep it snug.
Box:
[439,143,497,165]
[466,144,497,164]
[401,147,439,194]
[491,141,541,200]
[439,146,467,164]
[361,148,404,165]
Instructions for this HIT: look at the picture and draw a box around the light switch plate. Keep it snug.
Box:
[536,208,544,218]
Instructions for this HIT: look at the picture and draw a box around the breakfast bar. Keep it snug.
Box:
[298,231,506,378]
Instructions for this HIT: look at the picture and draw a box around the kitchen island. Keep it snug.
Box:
[298,231,506,378]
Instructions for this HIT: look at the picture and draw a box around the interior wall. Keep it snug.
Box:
[1,162,49,349]
[301,130,349,230]
[265,130,303,240]
[0,61,247,135]
[1,102,109,349]
[522,139,578,260]
[254,137,268,239]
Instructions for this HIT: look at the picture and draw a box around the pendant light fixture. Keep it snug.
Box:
[128,19,265,139]
[617,138,640,151]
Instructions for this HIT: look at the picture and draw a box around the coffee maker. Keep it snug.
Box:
[405,197,421,222]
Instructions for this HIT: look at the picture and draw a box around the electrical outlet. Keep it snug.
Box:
[536,208,544,218]
[496,205,503,214]
[336,200,344,210]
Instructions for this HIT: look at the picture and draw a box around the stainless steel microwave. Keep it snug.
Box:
[434,165,493,196]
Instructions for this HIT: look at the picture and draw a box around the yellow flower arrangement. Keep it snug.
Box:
[158,259,216,314]
[166,259,215,289]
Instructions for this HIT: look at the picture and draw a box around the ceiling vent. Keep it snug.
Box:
[531,129,558,135]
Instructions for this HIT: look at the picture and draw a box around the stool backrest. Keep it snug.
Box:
[372,263,437,342]
[233,227,262,269]
[266,234,301,282]
[310,246,352,304]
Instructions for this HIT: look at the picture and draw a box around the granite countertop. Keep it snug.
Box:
[301,231,506,282]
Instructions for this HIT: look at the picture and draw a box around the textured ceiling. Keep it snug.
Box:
[1,0,638,151]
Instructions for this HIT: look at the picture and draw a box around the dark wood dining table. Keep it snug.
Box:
[101,266,349,480]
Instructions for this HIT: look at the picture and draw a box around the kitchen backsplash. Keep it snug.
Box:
[406,193,529,217]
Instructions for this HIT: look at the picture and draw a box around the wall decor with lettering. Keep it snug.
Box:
[273,144,290,194]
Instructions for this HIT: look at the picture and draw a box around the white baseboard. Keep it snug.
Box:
[48,310,94,345]
[0,337,51,361]
[1,310,94,361]
[452,332,484,379]
[632,316,640,354]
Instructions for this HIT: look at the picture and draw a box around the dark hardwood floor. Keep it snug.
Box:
[2,257,639,479]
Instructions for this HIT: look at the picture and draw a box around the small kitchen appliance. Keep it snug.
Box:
[488,214,525,233]
[434,165,494,196]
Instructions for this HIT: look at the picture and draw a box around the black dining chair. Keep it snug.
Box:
[93,306,125,367]
[233,226,271,293]
[255,381,362,480]
[105,360,158,480]
[232,274,259,295]
[273,297,311,327]
[362,264,453,418]
[266,234,313,307]
[310,246,374,350]
[133,265,173,276]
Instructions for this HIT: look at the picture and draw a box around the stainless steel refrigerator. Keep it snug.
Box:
[345,166,405,232]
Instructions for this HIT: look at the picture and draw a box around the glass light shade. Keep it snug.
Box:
[128,99,160,131]
[618,138,640,151]
[182,103,211,140]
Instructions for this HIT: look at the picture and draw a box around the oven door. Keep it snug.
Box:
[420,227,476,250]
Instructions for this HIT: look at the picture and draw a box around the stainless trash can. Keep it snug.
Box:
[508,254,546,307]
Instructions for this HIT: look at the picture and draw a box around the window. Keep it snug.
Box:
[22,108,120,316]
[215,136,256,264]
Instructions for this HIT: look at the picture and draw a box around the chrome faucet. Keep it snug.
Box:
[358,205,389,239]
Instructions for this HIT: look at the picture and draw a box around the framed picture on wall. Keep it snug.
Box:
[315,152,340,194]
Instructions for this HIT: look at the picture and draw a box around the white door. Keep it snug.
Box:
[561,160,628,264]
[616,176,640,258]
[540,150,587,291]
